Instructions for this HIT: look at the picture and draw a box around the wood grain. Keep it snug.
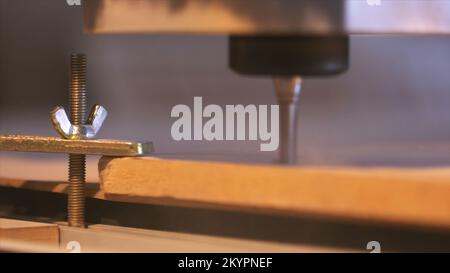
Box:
[99,157,450,229]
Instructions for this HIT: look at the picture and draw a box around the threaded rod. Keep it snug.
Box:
[68,54,87,228]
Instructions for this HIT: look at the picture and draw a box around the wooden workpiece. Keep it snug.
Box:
[2,157,450,230]
[0,218,59,252]
[99,157,450,230]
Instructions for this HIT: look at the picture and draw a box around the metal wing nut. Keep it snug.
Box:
[50,105,108,140]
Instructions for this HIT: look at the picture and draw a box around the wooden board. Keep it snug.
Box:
[99,157,450,230]
[2,156,450,231]
[0,218,59,252]
[59,224,346,253]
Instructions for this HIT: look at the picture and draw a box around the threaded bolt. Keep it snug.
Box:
[68,54,87,228]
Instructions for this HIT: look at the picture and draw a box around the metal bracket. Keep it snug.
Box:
[0,135,153,156]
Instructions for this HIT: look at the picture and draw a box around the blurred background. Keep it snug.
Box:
[1,0,450,182]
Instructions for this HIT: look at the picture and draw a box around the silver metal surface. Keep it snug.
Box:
[87,104,108,137]
[84,0,450,35]
[0,135,153,156]
[274,77,302,165]
[51,105,108,140]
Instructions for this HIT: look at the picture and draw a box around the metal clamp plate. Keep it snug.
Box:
[0,135,153,156]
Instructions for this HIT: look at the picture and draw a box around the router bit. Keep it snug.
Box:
[229,35,349,164]
[273,77,302,164]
